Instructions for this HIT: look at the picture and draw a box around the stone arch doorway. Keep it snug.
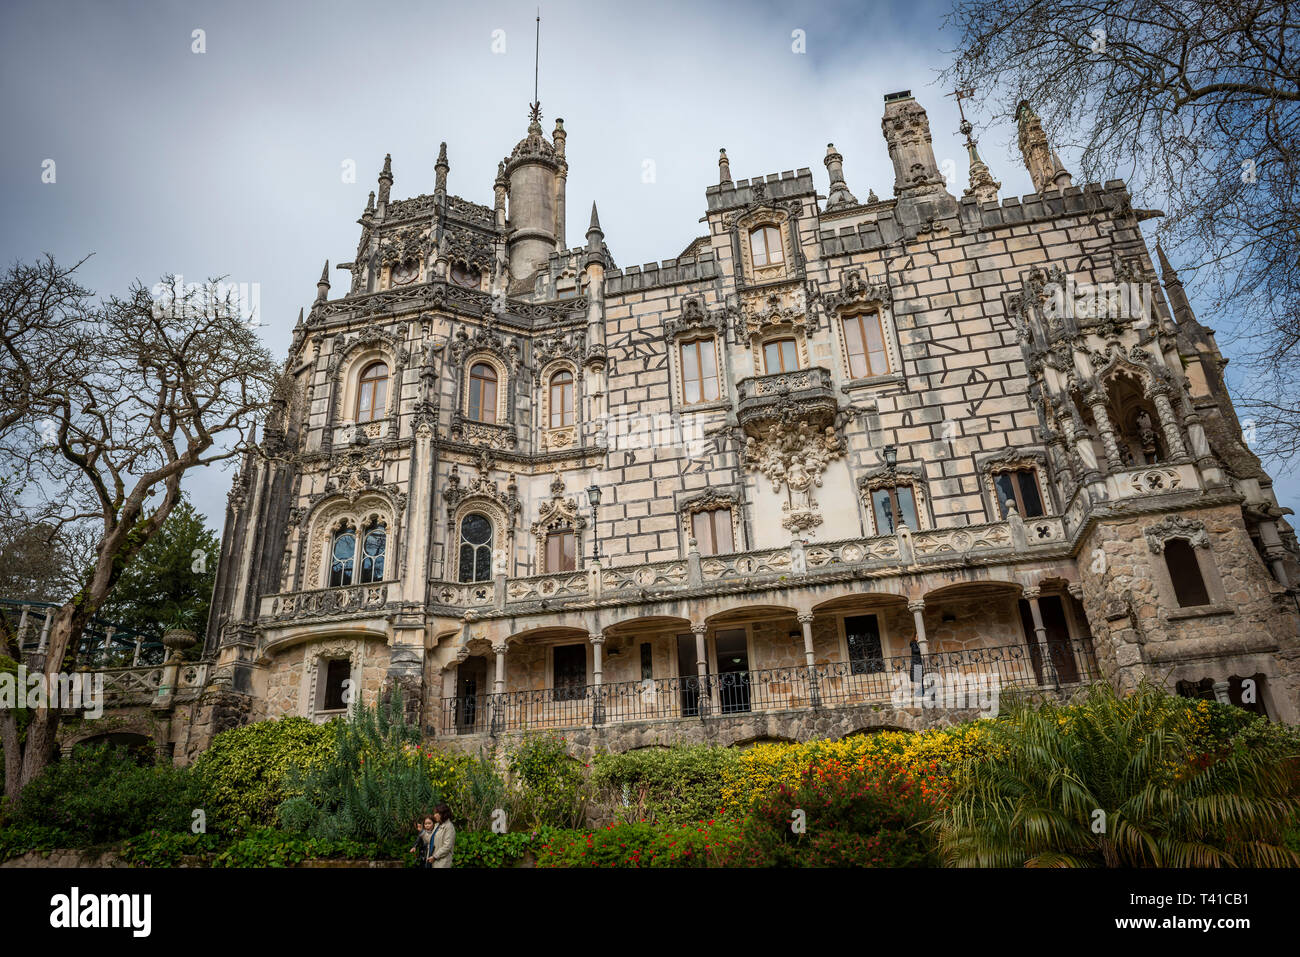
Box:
[69,731,156,765]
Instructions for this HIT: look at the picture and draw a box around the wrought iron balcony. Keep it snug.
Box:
[439,638,1099,735]
[735,366,837,430]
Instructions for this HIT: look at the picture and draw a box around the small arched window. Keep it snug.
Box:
[329,528,357,587]
[359,523,386,584]
[549,369,575,429]
[459,513,494,583]
[750,225,784,267]
[468,362,498,424]
[1165,538,1210,607]
[356,361,389,423]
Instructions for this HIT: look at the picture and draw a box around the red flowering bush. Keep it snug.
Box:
[741,755,943,866]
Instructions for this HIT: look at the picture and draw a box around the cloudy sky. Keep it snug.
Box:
[2,0,1293,530]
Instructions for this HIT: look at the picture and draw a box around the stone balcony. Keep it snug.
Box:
[735,366,838,431]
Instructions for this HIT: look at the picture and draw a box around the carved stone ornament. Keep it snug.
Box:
[736,288,809,340]
[442,453,522,524]
[448,315,521,372]
[1144,515,1211,553]
[663,296,729,342]
[743,419,845,532]
[819,269,892,315]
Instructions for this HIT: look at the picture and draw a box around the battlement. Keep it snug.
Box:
[706,168,817,212]
[604,251,720,295]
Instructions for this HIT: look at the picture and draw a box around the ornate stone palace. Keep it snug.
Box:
[172,90,1300,758]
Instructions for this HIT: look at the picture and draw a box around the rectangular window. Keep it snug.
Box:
[680,339,719,404]
[546,530,576,572]
[321,659,351,711]
[871,486,918,534]
[763,338,799,373]
[994,469,1045,518]
[692,509,734,556]
[842,312,888,379]
[1165,539,1211,607]
[553,644,587,702]
[844,615,884,675]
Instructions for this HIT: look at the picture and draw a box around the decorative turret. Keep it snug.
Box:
[377,153,393,210]
[315,261,330,303]
[434,142,449,202]
[881,91,949,200]
[958,116,1000,205]
[1016,101,1072,192]
[718,148,732,186]
[504,105,563,280]
[823,143,859,208]
[584,201,606,267]
[1156,243,1195,327]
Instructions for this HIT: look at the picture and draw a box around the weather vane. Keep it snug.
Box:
[947,86,977,145]
[529,9,542,124]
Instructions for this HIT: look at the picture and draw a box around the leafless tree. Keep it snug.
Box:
[942,0,1300,457]
[0,258,278,803]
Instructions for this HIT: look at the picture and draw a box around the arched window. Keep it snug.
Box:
[356,361,389,423]
[359,523,386,584]
[468,362,498,424]
[1165,538,1210,607]
[329,528,357,587]
[762,338,799,373]
[749,225,784,267]
[549,369,575,428]
[458,513,494,583]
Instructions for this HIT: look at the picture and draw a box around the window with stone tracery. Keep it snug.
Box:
[458,512,495,583]
[355,361,389,423]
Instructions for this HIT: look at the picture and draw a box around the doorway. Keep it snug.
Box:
[455,657,488,733]
[714,629,751,714]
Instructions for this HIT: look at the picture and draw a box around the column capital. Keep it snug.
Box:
[588,633,605,645]
[796,613,815,624]
[1067,581,1084,599]
[907,599,925,613]
[1022,585,1042,600]
[491,640,509,655]
[690,622,708,635]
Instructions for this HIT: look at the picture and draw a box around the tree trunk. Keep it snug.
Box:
[13,603,85,803]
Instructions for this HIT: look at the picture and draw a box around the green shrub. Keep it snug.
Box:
[211,826,407,868]
[274,692,440,843]
[508,733,590,829]
[453,829,553,868]
[189,716,338,832]
[120,831,222,867]
[0,823,75,861]
[14,743,198,845]
[589,745,741,826]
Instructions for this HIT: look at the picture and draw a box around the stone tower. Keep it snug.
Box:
[503,106,565,281]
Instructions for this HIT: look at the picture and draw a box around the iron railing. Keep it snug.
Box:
[439,637,1100,735]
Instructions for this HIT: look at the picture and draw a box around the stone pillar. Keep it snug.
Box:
[1150,390,1188,458]
[15,604,30,649]
[490,640,508,735]
[908,600,929,656]
[590,633,605,725]
[131,635,143,667]
[36,613,52,654]
[1023,586,1059,690]
[1087,398,1122,473]
[797,612,820,710]
[691,622,710,717]
[492,641,507,695]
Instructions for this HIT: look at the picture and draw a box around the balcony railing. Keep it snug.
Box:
[735,366,837,429]
[439,638,1099,735]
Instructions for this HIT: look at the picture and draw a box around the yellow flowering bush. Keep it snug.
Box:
[718,723,1003,812]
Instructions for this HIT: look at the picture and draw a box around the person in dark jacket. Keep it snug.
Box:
[409,815,435,868]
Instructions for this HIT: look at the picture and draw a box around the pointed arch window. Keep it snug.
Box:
[468,363,498,424]
[359,523,386,584]
[458,512,494,583]
[329,528,357,587]
[549,369,575,428]
[356,361,389,423]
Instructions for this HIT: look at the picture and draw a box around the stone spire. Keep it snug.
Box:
[718,148,732,186]
[823,143,858,208]
[1156,242,1195,326]
[584,200,606,266]
[377,153,393,208]
[1016,101,1072,192]
[959,119,1000,205]
[434,142,449,200]
[881,91,949,200]
[315,261,330,303]
[553,118,567,251]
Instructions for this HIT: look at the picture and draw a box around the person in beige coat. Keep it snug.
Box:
[430,804,456,869]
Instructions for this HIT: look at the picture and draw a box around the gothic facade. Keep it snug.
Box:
[194,90,1300,758]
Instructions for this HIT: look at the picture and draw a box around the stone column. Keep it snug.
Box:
[1087,397,1122,472]
[1022,586,1059,689]
[797,612,820,709]
[490,640,508,734]
[590,633,605,725]
[36,613,52,654]
[691,622,710,717]
[908,600,929,656]
[1150,390,1188,458]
